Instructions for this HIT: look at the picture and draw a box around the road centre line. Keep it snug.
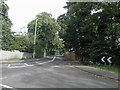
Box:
[0,84,13,89]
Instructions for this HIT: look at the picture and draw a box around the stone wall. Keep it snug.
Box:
[64,52,76,60]
[0,50,32,60]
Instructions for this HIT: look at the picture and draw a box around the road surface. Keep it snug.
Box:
[0,56,119,89]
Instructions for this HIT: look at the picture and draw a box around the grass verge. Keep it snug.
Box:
[89,64,120,73]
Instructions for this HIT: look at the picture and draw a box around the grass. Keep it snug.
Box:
[89,64,120,73]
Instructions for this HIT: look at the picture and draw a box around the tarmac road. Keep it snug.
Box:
[0,56,119,89]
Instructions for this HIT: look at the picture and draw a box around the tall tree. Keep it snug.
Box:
[0,0,13,50]
[28,12,64,57]
[60,2,96,61]
[59,2,120,65]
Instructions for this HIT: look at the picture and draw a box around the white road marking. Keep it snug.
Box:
[0,77,8,80]
[35,62,39,64]
[8,65,27,69]
[36,56,56,65]
[0,84,13,88]
[52,65,60,67]
[8,56,56,69]
[8,64,11,68]
[53,57,56,60]
[24,63,33,66]
[35,62,45,64]
[36,59,39,60]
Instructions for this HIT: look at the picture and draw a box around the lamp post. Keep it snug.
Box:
[33,18,38,58]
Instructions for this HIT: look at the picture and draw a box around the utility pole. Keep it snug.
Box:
[33,18,38,58]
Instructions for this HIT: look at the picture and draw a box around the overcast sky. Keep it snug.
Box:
[6,0,67,33]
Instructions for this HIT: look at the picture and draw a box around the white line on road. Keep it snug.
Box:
[8,64,11,68]
[36,56,56,65]
[8,57,56,69]
[8,65,27,69]
[24,63,33,66]
[0,84,13,88]
[35,62,46,65]
[0,77,8,80]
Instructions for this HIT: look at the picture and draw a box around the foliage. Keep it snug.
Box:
[90,64,120,73]
[0,0,14,50]
[28,12,64,57]
[11,34,33,53]
[57,2,120,65]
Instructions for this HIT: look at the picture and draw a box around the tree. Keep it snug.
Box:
[0,0,14,50]
[58,2,120,65]
[59,2,95,61]
[57,14,67,39]
[90,2,120,64]
[11,34,33,53]
[28,12,64,57]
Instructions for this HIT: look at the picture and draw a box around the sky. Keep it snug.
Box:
[6,0,68,33]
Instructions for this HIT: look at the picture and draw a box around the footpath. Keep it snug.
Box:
[74,65,119,82]
[56,58,119,82]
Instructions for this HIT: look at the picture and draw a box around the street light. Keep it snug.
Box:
[33,18,38,58]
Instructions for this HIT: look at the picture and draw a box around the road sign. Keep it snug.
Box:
[107,57,112,63]
[101,56,105,62]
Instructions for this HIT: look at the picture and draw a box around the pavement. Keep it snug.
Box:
[74,65,119,82]
[0,56,119,89]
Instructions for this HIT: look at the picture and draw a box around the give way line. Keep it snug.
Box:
[0,57,56,88]
[7,57,56,69]
[0,84,13,89]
